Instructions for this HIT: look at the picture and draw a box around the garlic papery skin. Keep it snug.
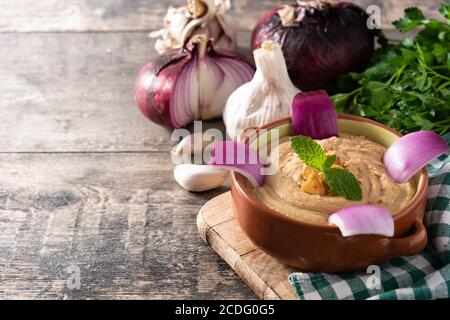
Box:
[223,41,301,141]
[152,0,236,54]
[174,164,228,192]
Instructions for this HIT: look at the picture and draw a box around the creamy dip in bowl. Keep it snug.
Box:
[253,134,416,225]
[229,115,428,272]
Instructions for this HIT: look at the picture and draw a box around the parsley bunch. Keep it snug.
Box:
[332,2,450,135]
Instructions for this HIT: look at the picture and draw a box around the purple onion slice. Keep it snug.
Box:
[383,131,449,183]
[329,205,394,237]
[209,140,265,187]
[291,90,338,140]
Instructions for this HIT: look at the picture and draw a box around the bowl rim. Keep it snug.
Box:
[231,113,429,232]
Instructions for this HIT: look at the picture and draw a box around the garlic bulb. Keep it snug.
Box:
[174,164,228,192]
[223,41,301,141]
[151,0,236,54]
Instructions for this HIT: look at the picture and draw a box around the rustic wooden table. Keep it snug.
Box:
[0,0,439,299]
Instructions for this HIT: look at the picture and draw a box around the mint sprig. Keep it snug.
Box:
[290,136,363,201]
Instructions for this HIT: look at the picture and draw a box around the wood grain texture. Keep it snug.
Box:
[0,152,256,299]
[0,0,443,32]
[0,32,166,152]
[0,31,249,152]
[197,192,298,300]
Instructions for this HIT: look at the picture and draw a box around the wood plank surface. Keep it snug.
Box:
[0,0,443,32]
[0,0,287,32]
[197,192,298,300]
[0,32,250,153]
[0,32,167,152]
[0,152,256,299]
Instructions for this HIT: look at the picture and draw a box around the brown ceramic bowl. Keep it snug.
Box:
[230,114,428,273]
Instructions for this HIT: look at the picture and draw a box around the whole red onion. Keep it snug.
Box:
[135,36,254,128]
[251,1,375,91]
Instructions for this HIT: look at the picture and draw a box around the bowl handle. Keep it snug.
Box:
[388,219,427,257]
[347,219,427,259]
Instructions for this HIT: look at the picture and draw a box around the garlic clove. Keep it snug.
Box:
[172,132,218,164]
[174,164,228,192]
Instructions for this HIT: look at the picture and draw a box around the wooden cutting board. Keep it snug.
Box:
[197,192,298,300]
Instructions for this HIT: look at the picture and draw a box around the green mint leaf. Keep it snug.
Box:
[290,136,326,171]
[393,7,425,32]
[324,168,362,201]
[323,155,336,169]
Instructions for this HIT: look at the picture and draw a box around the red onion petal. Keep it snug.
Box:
[328,205,394,237]
[201,57,254,119]
[291,90,338,139]
[198,55,225,111]
[217,56,255,84]
[209,141,265,187]
[383,131,449,183]
[135,53,190,128]
[172,59,199,127]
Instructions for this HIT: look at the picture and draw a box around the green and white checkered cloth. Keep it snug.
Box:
[288,133,450,300]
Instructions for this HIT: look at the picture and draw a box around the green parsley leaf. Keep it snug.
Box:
[402,37,414,47]
[411,114,434,130]
[323,168,363,201]
[439,2,450,20]
[290,136,326,171]
[393,7,425,32]
[331,93,350,112]
[367,81,389,108]
[432,43,448,63]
